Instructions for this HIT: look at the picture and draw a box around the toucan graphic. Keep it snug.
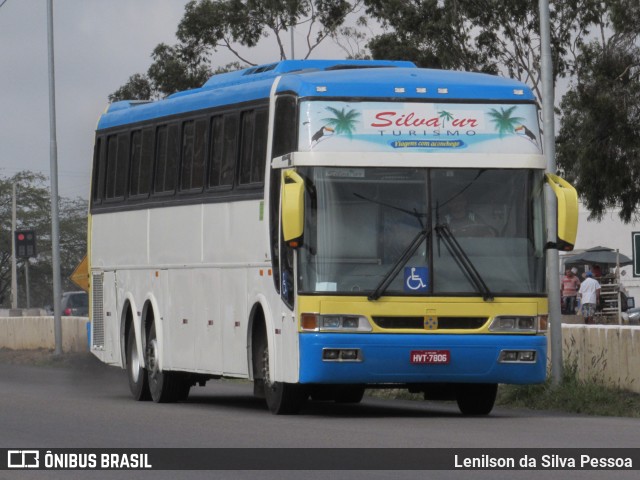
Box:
[311,125,335,144]
[515,124,538,146]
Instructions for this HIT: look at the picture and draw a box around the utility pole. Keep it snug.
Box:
[11,183,17,309]
[290,26,295,59]
[47,0,63,355]
[25,261,31,309]
[539,0,563,385]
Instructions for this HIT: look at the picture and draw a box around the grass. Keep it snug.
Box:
[368,373,640,417]
[496,358,640,418]
[369,350,640,418]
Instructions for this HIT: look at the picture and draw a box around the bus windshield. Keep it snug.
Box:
[297,167,546,297]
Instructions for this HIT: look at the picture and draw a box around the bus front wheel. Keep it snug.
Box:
[261,342,306,414]
[456,383,498,415]
[146,321,190,403]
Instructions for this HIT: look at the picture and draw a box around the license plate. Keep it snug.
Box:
[410,350,450,364]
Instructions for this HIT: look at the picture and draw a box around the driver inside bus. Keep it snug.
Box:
[443,193,497,237]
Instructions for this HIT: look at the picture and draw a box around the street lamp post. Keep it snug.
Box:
[539,0,563,385]
[47,0,63,355]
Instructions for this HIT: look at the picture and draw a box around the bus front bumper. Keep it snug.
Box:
[298,333,547,385]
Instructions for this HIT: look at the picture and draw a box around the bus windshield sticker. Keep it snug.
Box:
[299,101,541,155]
[316,282,337,292]
[325,168,365,178]
[404,267,429,293]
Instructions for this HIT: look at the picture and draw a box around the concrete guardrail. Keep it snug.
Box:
[560,324,640,394]
[1,317,638,393]
[0,316,89,353]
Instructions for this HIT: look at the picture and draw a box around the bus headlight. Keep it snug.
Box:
[499,350,537,363]
[489,316,539,333]
[301,314,372,332]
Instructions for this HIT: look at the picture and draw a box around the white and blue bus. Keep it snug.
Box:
[87,59,577,414]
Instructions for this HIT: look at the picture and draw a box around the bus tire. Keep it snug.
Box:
[261,341,306,414]
[334,386,365,404]
[126,327,150,401]
[146,321,189,403]
[456,383,497,415]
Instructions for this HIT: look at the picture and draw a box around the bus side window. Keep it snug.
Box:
[270,171,281,294]
[180,118,207,192]
[91,136,105,206]
[104,133,129,202]
[281,243,295,309]
[253,109,268,184]
[271,96,298,297]
[154,124,180,195]
[238,110,256,186]
[129,128,154,198]
[272,96,297,158]
[129,128,153,197]
[221,114,238,188]
[208,114,238,189]
[208,115,224,189]
[238,108,268,187]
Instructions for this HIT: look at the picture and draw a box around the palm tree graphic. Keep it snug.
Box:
[322,106,361,138]
[487,106,525,137]
[438,110,454,128]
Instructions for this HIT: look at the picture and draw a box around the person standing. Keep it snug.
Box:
[561,268,581,314]
[579,271,601,324]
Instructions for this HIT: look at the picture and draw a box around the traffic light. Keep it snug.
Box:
[15,229,37,258]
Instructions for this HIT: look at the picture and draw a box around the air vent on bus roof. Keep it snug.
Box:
[324,65,397,71]
[243,63,278,75]
[200,60,416,91]
[107,100,153,113]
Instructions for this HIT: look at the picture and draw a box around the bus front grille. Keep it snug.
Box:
[91,272,105,349]
[372,316,488,330]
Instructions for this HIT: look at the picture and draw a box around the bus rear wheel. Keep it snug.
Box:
[146,321,190,403]
[126,327,150,401]
[261,342,306,414]
[456,383,497,415]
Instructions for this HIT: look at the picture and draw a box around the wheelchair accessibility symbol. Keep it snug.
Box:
[404,267,429,293]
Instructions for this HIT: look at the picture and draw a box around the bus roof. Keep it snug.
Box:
[98,59,536,130]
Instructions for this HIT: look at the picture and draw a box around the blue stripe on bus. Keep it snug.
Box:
[298,333,547,385]
[97,60,536,131]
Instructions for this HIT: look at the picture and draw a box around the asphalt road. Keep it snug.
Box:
[0,351,638,480]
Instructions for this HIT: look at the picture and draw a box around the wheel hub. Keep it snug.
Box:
[130,338,140,382]
[147,338,159,381]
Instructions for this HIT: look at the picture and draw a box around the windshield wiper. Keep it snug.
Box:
[435,223,494,301]
[368,227,430,301]
[353,193,430,301]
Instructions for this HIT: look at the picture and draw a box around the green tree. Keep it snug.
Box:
[0,172,88,309]
[556,33,640,222]
[111,0,361,101]
[363,0,605,99]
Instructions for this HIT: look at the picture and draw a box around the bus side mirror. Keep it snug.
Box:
[545,173,578,251]
[281,170,305,245]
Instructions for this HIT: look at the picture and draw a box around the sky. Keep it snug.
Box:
[0,0,347,200]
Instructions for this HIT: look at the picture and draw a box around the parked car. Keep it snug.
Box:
[61,291,88,317]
